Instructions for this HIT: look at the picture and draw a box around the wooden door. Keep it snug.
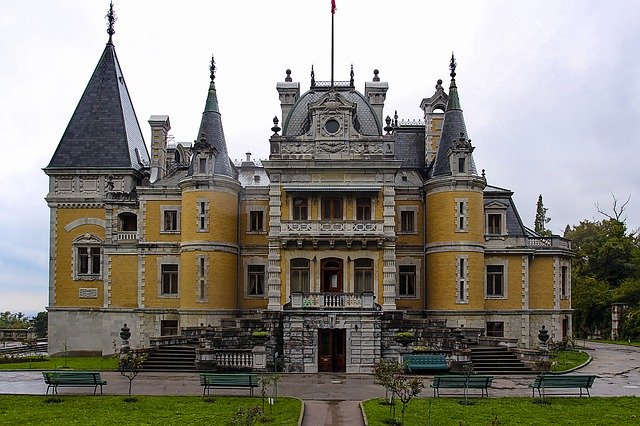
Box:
[321,258,343,293]
[318,329,346,372]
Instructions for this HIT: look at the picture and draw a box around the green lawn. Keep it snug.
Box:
[597,339,640,348]
[362,397,639,425]
[0,395,301,425]
[550,350,589,372]
[0,356,118,371]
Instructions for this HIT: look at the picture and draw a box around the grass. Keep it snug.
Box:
[597,339,640,348]
[549,350,589,372]
[0,356,118,371]
[0,395,301,425]
[362,397,639,425]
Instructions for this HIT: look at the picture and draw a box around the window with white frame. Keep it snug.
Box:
[398,265,416,297]
[198,200,208,232]
[354,258,373,293]
[248,265,265,296]
[248,209,265,233]
[398,206,417,233]
[561,264,569,298]
[484,202,508,237]
[161,206,180,232]
[290,258,310,293]
[485,260,508,298]
[72,234,103,280]
[197,256,207,301]
[161,264,179,295]
[456,255,468,303]
[455,198,468,232]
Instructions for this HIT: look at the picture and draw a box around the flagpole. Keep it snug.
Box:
[331,10,334,88]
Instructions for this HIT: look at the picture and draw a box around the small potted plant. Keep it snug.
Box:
[251,330,270,344]
[395,331,415,347]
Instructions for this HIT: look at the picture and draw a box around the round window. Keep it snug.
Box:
[324,119,340,134]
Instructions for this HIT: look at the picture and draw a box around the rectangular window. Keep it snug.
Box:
[561,265,568,297]
[322,198,342,221]
[486,321,504,338]
[486,265,504,297]
[248,265,265,296]
[399,265,416,297]
[77,247,101,276]
[356,198,372,221]
[354,259,373,293]
[198,257,206,301]
[400,210,415,233]
[457,200,467,231]
[161,264,179,295]
[163,210,179,232]
[458,157,466,173]
[457,257,467,302]
[250,210,264,232]
[293,197,308,220]
[198,201,208,231]
[488,213,502,235]
[290,258,310,293]
[198,157,207,174]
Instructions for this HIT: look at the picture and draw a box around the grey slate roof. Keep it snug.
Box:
[283,90,381,136]
[46,42,149,171]
[394,127,425,169]
[484,185,528,237]
[193,110,236,179]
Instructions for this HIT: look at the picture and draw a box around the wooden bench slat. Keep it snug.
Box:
[42,372,107,395]
[403,354,449,373]
[528,375,596,397]
[199,373,259,396]
[430,375,493,397]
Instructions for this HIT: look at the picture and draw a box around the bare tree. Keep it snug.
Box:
[596,193,631,222]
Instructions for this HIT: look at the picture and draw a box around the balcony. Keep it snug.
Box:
[289,292,376,309]
[280,220,384,240]
[117,231,138,241]
[527,236,572,250]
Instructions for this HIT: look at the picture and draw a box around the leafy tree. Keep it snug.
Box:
[373,359,424,425]
[612,279,640,306]
[571,276,611,338]
[534,195,552,236]
[31,312,48,338]
[0,312,29,329]
[116,349,147,396]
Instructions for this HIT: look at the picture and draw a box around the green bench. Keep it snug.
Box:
[430,375,494,397]
[42,371,107,395]
[403,354,449,373]
[529,374,596,397]
[199,373,259,396]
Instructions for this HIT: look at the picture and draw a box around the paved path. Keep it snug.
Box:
[1,342,639,424]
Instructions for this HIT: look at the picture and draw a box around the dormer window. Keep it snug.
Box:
[198,157,207,174]
[484,201,508,237]
[458,157,466,173]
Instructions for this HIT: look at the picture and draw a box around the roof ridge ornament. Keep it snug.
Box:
[311,65,316,87]
[350,64,354,86]
[209,55,216,81]
[449,52,457,79]
[106,1,116,45]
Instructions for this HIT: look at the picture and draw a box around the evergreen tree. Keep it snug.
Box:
[534,195,552,236]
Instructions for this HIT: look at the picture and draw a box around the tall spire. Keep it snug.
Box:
[204,55,219,112]
[446,53,461,111]
[106,1,116,45]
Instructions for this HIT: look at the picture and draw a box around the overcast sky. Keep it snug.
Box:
[1,1,638,314]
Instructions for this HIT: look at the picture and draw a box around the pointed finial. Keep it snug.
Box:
[436,79,443,90]
[449,52,457,79]
[350,64,354,86]
[311,65,315,87]
[106,1,116,44]
[271,116,281,135]
[209,55,216,81]
[394,110,398,126]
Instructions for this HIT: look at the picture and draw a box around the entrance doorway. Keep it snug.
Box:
[318,329,346,372]
[321,258,343,293]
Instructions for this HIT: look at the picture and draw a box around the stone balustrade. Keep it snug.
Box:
[290,292,376,309]
[280,220,384,239]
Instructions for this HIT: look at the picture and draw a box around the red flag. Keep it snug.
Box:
[331,0,336,14]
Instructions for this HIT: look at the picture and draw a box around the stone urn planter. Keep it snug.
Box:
[395,331,415,347]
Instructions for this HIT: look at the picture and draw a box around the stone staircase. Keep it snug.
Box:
[469,346,533,375]
[142,344,197,372]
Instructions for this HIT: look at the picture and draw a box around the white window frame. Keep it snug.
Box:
[197,255,208,302]
[289,258,311,293]
[398,206,418,234]
[485,259,508,299]
[246,206,267,234]
[455,198,468,232]
[244,258,268,298]
[157,256,179,298]
[197,199,209,232]
[161,206,181,233]
[72,234,103,281]
[484,202,508,238]
[455,255,468,303]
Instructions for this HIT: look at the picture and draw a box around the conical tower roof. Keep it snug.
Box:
[190,56,235,179]
[431,54,477,177]
[46,4,148,171]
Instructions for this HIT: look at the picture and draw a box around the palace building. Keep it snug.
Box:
[44,6,572,372]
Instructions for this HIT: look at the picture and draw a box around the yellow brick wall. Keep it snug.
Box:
[109,254,138,308]
[55,208,105,307]
[179,251,238,309]
[529,257,555,309]
[425,191,484,243]
[181,190,238,243]
[145,200,182,243]
[426,251,484,310]
[395,200,424,246]
[483,255,523,310]
[239,199,269,246]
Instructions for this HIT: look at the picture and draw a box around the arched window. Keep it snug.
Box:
[321,258,343,292]
[118,212,137,231]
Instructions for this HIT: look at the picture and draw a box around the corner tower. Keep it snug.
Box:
[424,55,486,320]
[178,56,241,310]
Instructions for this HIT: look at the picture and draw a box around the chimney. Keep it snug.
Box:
[364,69,389,128]
[276,69,300,131]
[148,115,171,182]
